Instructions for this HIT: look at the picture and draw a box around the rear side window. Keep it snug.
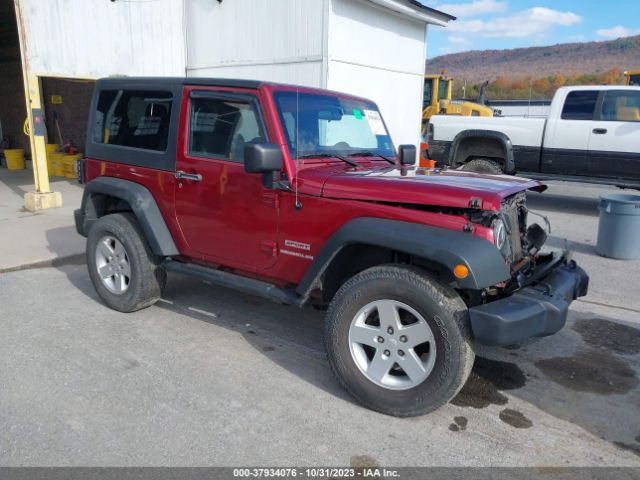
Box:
[561,91,598,120]
[92,90,172,151]
[188,96,264,162]
[599,90,640,122]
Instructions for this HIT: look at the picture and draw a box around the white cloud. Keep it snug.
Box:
[447,7,581,38]
[448,35,472,46]
[436,0,507,18]
[596,25,640,39]
[436,35,473,55]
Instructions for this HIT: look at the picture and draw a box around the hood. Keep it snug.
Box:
[299,165,545,211]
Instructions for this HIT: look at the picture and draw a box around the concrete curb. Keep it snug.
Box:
[0,253,86,274]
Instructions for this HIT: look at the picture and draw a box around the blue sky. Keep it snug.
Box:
[426,0,640,57]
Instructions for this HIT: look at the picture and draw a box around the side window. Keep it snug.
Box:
[188,96,264,162]
[561,91,598,121]
[93,90,172,151]
[437,80,449,101]
[600,90,640,122]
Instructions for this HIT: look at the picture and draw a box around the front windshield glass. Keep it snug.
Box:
[274,91,395,159]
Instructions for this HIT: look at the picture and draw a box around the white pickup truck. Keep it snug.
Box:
[428,85,640,188]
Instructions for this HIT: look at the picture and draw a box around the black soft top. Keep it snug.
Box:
[86,77,263,171]
[95,77,262,91]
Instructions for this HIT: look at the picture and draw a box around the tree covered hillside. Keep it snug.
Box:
[426,35,640,99]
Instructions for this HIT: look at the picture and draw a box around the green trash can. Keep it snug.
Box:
[596,193,640,259]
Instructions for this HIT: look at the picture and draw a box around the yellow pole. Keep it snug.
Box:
[14,0,61,211]
[23,74,51,193]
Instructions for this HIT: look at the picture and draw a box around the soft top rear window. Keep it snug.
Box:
[92,90,173,152]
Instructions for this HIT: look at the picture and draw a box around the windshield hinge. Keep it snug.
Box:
[469,197,482,209]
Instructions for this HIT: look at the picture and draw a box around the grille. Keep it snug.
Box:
[502,192,527,263]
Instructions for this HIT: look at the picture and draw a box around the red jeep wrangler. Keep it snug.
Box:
[75,77,588,417]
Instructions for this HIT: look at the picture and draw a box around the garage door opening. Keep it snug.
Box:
[0,0,27,159]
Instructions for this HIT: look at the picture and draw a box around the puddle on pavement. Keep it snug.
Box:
[535,348,638,395]
[573,319,640,356]
[121,358,140,370]
[448,416,468,432]
[350,455,380,468]
[499,408,533,429]
[451,357,526,409]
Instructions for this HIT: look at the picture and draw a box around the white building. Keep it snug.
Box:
[3,0,453,208]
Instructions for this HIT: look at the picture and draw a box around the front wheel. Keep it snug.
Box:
[324,265,475,417]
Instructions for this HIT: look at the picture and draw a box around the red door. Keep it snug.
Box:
[174,87,279,270]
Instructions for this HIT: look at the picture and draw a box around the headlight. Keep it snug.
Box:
[492,218,507,251]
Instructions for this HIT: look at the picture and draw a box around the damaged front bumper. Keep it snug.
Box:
[469,252,589,346]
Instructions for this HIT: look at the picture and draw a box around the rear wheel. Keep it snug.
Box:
[87,213,166,313]
[324,265,475,417]
[461,158,503,174]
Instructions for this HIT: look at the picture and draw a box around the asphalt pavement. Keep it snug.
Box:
[0,180,639,467]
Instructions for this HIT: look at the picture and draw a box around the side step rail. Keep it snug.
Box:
[163,260,302,306]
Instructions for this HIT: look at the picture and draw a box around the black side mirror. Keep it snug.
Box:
[244,143,283,173]
[398,144,417,166]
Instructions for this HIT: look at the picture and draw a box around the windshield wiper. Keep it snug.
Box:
[298,153,361,167]
[348,151,395,165]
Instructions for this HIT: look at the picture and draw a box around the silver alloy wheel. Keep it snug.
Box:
[95,235,131,295]
[348,300,437,390]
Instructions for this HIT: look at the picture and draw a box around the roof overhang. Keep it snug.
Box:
[365,0,455,26]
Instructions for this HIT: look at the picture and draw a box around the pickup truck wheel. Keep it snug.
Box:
[462,158,503,174]
[325,265,474,417]
[87,213,166,313]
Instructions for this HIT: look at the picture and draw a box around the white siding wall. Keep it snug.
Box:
[185,0,328,87]
[328,62,424,146]
[18,0,436,148]
[17,0,185,78]
[327,0,427,148]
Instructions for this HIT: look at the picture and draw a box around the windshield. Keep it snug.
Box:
[630,74,640,86]
[274,91,395,159]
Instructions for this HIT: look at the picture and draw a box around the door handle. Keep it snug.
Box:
[592,128,608,134]
[175,171,203,182]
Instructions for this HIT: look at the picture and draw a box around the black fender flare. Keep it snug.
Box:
[75,177,179,257]
[296,218,510,296]
[449,130,515,173]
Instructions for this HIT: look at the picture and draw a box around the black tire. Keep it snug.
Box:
[86,213,166,313]
[461,158,503,174]
[324,265,475,417]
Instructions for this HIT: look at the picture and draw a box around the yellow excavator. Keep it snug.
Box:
[624,70,640,86]
[422,71,494,125]
[419,71,495,165]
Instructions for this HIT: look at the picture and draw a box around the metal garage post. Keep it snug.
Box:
[14,0,62,211]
